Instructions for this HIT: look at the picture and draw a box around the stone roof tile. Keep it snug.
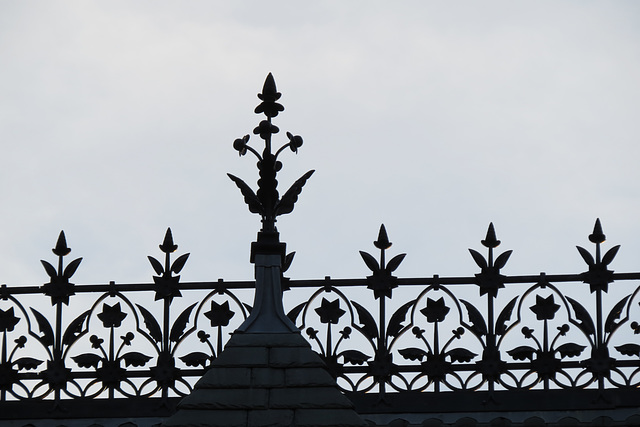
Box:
[213,346,269,368]
[269,346,326,368]
[251,367,285,388]
[284,367,337,387]
[164,409,248,427]
[195,367,252,389]
[178,388,269,410]
[270,387,355,409]
[247,409,295,427]
[293,408,369,427]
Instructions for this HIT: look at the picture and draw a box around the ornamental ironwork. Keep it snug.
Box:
[4,219,640,419]
[2,75,640,422]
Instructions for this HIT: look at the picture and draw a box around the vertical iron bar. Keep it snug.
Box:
[163,297,170,400]
[595,241,605,391]
[596,289,604,391]
[487,246,496,393]
[434,321,440,393]
[53,255,63,402]
[1,331,6,401]
[326,321,332,359]
[543,319,549,391]
[379,296,386,396]
[163,249,172,400]
[109,326,115,399]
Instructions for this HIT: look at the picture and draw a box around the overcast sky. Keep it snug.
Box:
[0,1,639,287]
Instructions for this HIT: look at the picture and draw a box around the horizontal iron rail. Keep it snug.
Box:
[3,271,640,295]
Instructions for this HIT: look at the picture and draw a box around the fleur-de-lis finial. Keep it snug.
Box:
[231,75,313,333]
[228,74,314,255]
[589,218,606,244]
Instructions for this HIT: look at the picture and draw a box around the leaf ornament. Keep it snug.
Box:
[567,297,595,336]
[171,253,190,274]
[352,301,379,342]
[31,308,54,347]
[461,300,487,336]
[468,249,487,269]
[227,173,264,214]
[136,304,162,343]
[170,303,197,343]
[341,350,370,365]
[63,258,82,279]
[274,170,315,216]
[386,254,406,274]
[359,251,380,272]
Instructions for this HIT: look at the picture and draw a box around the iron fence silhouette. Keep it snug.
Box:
[3,220,640,419]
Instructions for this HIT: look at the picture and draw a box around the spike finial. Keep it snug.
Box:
[589,218,606,244]
[52,231,71,256]
[228,74,314,250]
[374,224,392,250]
[481,223,501,249]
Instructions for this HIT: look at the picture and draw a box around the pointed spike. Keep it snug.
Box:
[264,73,276,93]
[374,224,392,250]
[159,228,178,253]
[481,222,501,248]
[589,218,606,244]
[258,73,281,101]
[52,231,71,256]
[164,228,173,245]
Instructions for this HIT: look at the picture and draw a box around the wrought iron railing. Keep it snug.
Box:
[4,75,640,421]
[2,219,640,418]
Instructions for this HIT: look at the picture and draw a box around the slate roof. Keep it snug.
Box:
[162,331,367,427]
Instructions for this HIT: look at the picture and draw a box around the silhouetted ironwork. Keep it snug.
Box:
[227,72,314,239]
[228,73,313,334]
[3,75,640,423]
[3,220,640,420]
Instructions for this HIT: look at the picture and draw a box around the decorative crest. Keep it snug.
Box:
[228,73,314,240]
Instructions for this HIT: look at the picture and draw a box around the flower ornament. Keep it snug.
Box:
[98,303,127,328]
[286,132,303,153]
[14,336,27,348]
[530,295,561,321]
[315,298,346,325]
[204,301,235,327]
[254,120,279,140]
[0,307,20,332]
[421,297,450,323]
[233,135,250,156]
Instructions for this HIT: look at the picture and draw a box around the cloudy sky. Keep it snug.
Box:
[0,1,639,287]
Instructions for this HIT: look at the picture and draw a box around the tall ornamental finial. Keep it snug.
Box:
[228,73,314,255]
[229,74,314,333]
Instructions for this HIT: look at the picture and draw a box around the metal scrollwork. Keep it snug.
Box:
[1,219,640,416]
